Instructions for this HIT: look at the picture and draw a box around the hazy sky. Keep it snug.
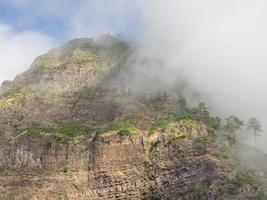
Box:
[0,0,267,149]
[0,0,140,83]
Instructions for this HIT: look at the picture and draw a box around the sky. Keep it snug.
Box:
[0,0,141,83]
[0,0,267,149]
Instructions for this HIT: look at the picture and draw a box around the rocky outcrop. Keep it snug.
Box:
[0,36,132,133]
[0,126,264,200]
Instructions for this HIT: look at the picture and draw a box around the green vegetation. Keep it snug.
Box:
[35,62,68,71]
[37,64,56,70]
[168,119,212,141]
[225,172,265,197]
[176,97,194,120]
[17,121,92,144]
[214,151,229,160]
[247,117,263,147]
[0,87,57,108]
[123,114,150,126]
[95,37,131,80]
[149,115,176,136]
[56,121,92,140]
[19,126,55,135]
[0,87,27,107]
[96,64,111,78]
[224,115,244,142]
[14,120,139,144]
[96,54,129,81]
[212,141,267,198]
[179,119,203,129]
[176,99,264,147]
[72,49,97,63]
[67,85,109,108]
[101,53,129,80]
[149,117,211,143]
[176,99,221,131]
[192,135,210,145]
[97,122,138,136]
[13,123,56,139]
[55,63,67,70]
[1,87,22,97]
[27,88,56,99]
[187,102,221,130]
[149,115,211,140]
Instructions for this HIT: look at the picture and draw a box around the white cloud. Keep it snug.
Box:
[0,23,56,84]
[69,0,138,38]
[0,0,140,39]
[134,0,267,149]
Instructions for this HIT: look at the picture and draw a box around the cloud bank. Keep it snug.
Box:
[135,0,267,149]
[0,23,55,83]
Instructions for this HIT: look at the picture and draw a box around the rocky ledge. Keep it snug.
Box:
[0,121,265,200]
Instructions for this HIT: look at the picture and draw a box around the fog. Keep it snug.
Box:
[1,0,267,150]
[132,0,267,151]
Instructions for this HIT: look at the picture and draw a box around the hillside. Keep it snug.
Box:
[0,35,267,200]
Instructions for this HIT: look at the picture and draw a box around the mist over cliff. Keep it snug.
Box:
[130,0,267,150]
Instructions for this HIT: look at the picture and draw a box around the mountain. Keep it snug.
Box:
[0,35,266,200]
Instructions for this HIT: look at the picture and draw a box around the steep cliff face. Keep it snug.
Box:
[0,36,267,200]
[0,121,265,200]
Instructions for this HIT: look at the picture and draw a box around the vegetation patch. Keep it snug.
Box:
[19,126,55,136]
[1,87,22,97]
[193,135,209,145]
[176,100,221,130]
[124,114,151,126]
[151,118,212,142]
[55,122,92,143]
[55,63,67,70]
[178,119,202,129]
[14,121,93,144]
[96,63,111,78]
[0,87,57,108]
[101,54,129,80]
[0,87,27,107]
[34,64,53,70]
[72,49,97,63]
[224,172,264,197]
[213,151,229,160]
[97,122,138,136]
[149,115,176,136]
[35,62,68,71]
[27,88,56,99]
[96,45,130,80]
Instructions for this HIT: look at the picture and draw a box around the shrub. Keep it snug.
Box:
[57,122,91,138]
[72,49,97,63]
[97,122,138,136]
[149,115,176,136]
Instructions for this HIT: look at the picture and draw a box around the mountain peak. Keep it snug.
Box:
[0,35,130,92]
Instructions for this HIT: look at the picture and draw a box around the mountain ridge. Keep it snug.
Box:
[0,35,267,200]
